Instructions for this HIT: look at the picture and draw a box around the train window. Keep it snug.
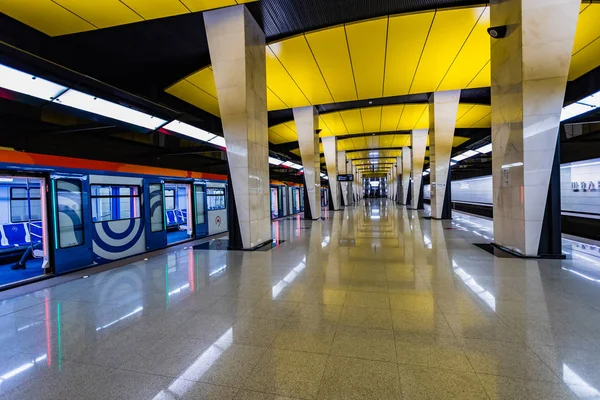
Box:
[195,185,206,224]
[91,185,141,222]
[10,187,41,222]
[206,187,226,210]
[164,189,175,210]
[149,184,164,232]
[56,180,84,248]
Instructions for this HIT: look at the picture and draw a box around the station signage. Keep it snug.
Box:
[337,174,354,182]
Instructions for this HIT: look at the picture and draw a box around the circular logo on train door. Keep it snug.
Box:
[215,216,222,227]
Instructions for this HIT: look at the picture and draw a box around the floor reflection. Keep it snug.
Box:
[0,199,599,399]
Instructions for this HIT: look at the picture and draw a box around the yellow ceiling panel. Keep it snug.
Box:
[267,88,289,111]
[180,0,236,12]
[337,141,350,151]
[384,11,434,97]
[453,136,470,147]
[320,112,348,136]
[397,104,427,131]
[269,129,288,144]
[351,137,368,150]
[0,0,95,36]
[467,61,490,89]
[470,113,492,128]
[572,3,599,54]
[437,7,490,91]
[379,135,395,148]
[165,79,220,117]
[392,135,410,147]
[380,105,404,132]
[345,17,388,99]
[305,26,357,103]
[269,37,333,105]
[186,67,218,99]
[569,3,600,80]
[340,109,364,134]
[53,0,143,29]
[268,122,297,143]
[456,104,491,128]
[570,38,600,80]
[122,0,189,20]
[414,106,429,129]
[410,7,482,94]
[266,47,308,109]
[360,107,382,133]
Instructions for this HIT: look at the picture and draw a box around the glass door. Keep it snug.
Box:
[194,184,208,237]
[52,175,94,274]
[144,179,167,251]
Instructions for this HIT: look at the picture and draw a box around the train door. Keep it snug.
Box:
[51,175,94,275]
[270,187,279,219]
[143,179,167,251]
[300,188,304,212]
[0,175,53,287]
[164,182,192,245]
[193,183,209,237]
[281,187,288,216]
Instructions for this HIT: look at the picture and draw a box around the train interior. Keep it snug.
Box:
[0,175,48,287]
[164,183,192,245]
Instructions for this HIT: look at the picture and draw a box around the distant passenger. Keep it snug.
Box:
[11,242,42,270]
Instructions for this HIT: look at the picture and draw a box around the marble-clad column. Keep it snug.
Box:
[322,137,341,210]
[204,5,271,250]
[337,151,349,206]
[396,156,402,204]
[293,106,321,220]
[400,149,411,205]
[410,129,428,210]
[429,90,460,219]
[491,0,579,256]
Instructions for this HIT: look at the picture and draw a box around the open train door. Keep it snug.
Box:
[144,178,167,251]
[51,175,94,274]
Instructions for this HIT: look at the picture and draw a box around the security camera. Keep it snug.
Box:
[487,26,507,38]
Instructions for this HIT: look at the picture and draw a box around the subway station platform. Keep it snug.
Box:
[0,200,599,399]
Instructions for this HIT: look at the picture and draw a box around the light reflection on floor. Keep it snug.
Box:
[0,199,598,399]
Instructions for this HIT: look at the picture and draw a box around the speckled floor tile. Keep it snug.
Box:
[243,349,328,399]
[397,364,489,400]
[330,326,396,362]
[316,356,402,399]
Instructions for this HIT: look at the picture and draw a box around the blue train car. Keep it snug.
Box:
[0,150,229,289]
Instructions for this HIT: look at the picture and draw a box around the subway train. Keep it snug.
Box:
[270,181,304,219]
[0,149,305,289]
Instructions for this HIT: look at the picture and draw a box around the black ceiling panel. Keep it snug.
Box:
[247,0,488,42]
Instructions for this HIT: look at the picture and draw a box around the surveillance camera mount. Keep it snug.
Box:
[487,25,507,39]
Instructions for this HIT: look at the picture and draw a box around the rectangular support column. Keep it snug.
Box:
[429,90,460,219]
[322,137,341,210]
[337,151,349,206]
[204,5,271,250]
[410,129,428,210]
[490,0,579,256]
[293,106,321,220]
[400,149,411,205]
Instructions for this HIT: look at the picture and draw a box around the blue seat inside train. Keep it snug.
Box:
[29,222,42,243]
[166,210,177,227]
[2,223,29,247]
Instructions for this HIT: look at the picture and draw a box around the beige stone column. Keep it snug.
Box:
[322,137,341,210]
[293,106,321,220]
[337,150,349,206]
[429,90,460,219]
[410,129,428,210]
[491,0,579,256]
[204,5,270,249]
[400,150,411,205]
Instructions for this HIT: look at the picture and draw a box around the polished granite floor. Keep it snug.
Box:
[1,199,600,399]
